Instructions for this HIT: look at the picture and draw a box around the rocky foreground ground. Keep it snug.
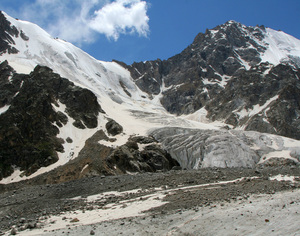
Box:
[0,166,299,235]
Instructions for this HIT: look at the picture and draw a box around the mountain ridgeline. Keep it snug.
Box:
[0,11,300,183]
[123,21,300,140]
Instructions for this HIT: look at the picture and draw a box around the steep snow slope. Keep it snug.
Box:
[262,28,300,66]
[1,13,146,103]
[225,20,300,67]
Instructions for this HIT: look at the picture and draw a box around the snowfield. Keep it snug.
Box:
[262,28,300,66]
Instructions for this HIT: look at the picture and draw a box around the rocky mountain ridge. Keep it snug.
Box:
[124,21,300,140]
[0,11,299,184]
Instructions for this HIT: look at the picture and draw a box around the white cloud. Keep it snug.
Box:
[88,0,149,40]
[17,0,149,44]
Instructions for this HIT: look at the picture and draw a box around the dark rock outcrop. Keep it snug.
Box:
[6,131,180,185]
[106,136,179,174]
[0,11,23,55]
[258,157,299,167]
[45,132,179,179]
[0,63,103,179]
[125,21,267,113]
[105,119,123,136]
[205,64,300,140]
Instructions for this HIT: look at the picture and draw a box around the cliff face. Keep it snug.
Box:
[0,12,20,55]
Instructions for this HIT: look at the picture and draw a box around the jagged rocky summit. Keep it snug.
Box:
[0,11,299,184]
[123,20,300,140]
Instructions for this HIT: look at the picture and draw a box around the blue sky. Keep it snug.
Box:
[0,0,299,64]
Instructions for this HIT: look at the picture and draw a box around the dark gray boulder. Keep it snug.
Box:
[106,136,179,174]
[105,119,123,136]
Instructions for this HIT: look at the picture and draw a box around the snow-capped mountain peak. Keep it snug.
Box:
[0,11,300,184]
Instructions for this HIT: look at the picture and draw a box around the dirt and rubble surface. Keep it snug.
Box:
[0,166,300,235]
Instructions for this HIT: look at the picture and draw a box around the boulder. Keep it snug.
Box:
[105,119,123,136]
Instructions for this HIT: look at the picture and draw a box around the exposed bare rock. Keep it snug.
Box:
[105,119,123,136]
[0,63,103,179]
